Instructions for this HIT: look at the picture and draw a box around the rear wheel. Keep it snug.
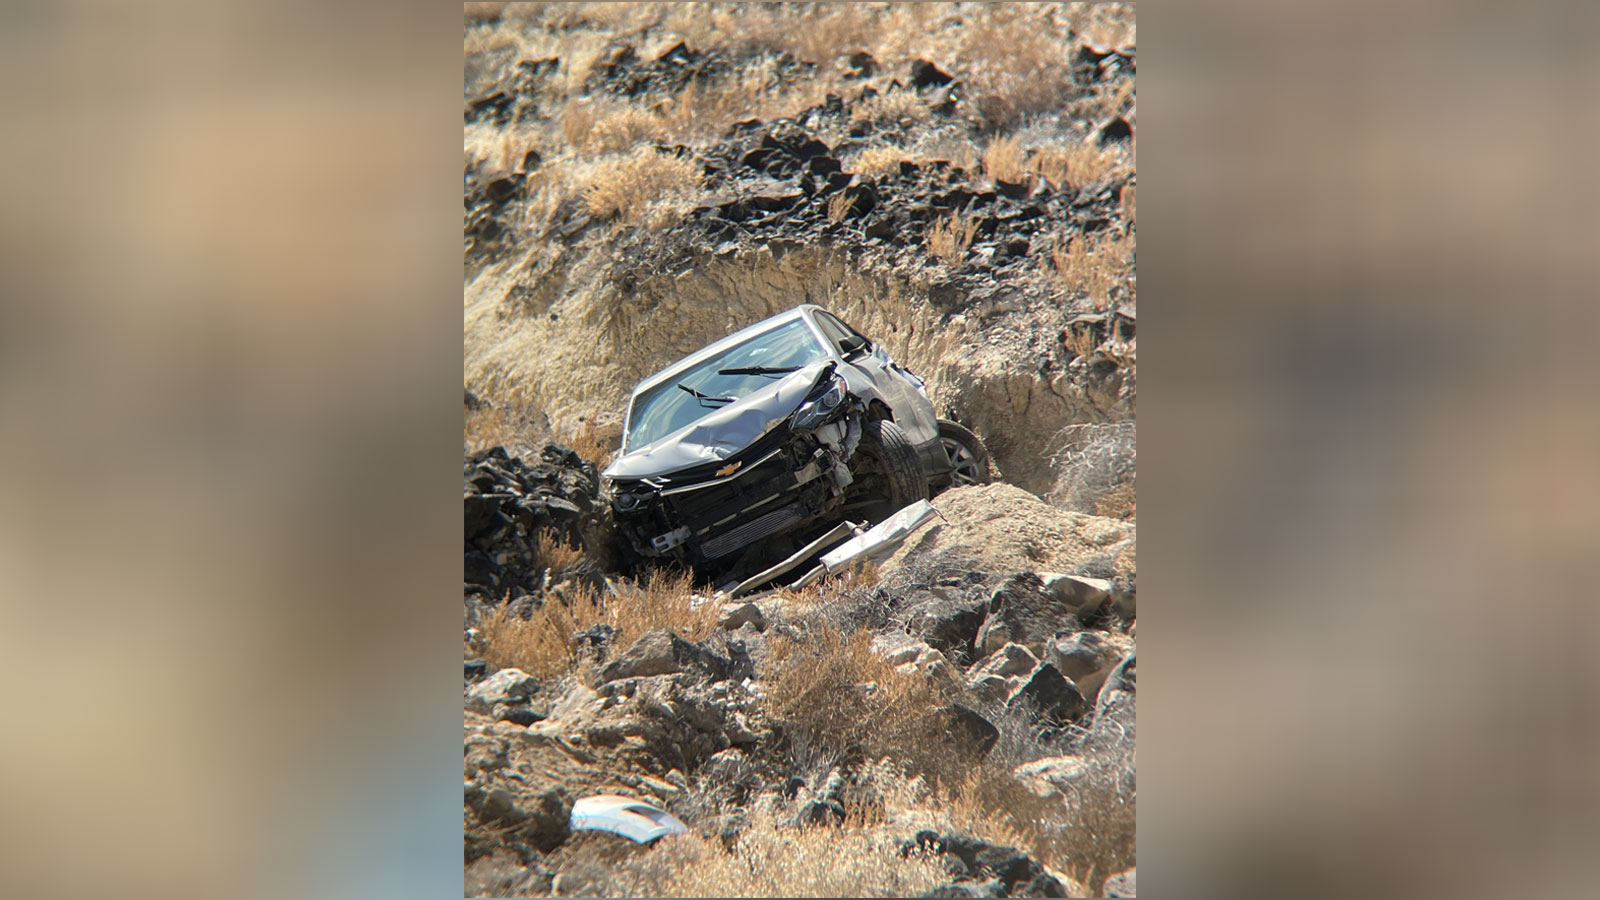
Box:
[845,419,928,523]
[936,419,993,491]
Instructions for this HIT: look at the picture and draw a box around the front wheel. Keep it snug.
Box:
[845,419,928,523]
[936,419,993,491]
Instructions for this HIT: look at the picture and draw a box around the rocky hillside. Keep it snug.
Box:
[463,4,1135,897]
[464,1,1134,495]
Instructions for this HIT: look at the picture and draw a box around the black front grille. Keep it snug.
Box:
[699,502,804,559]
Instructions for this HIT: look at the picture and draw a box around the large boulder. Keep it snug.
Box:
[1007,662,1086,725]
[1046,630,1134,705]
[465,667,540,714]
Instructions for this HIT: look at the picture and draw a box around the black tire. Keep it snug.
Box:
[936,419,993,490]
[849,418,928,522]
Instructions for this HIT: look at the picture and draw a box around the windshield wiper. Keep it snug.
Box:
[677,383,736,407]
[716,365,801,377]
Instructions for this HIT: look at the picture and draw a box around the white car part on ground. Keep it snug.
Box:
[569,795,689,844]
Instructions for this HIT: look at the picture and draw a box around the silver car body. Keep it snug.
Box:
[601,304,950,578]
[606,305,938,477]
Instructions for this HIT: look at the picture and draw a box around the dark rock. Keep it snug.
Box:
[902,831,1067,898]
[910,58,954,88]
[1007,662,1086,725]
[519,148,542,171]
[976,572,1079,656]
[903,588,987,664]
[497,706,545,726]
[783,776,806,799]
[464,658,488,681]
[1098,116,1133,146]
[845,50,878,77]
[484,174,522,204]
[793,798,845,827]
[463,493,504,539]
[942,703,999,756]
[463,550,498,587]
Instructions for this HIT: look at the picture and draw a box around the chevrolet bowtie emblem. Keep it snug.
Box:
[716,461,743,477]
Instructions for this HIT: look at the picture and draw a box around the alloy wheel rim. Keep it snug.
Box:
[942,437,982,485]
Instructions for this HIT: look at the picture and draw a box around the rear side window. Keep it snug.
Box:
[813,311,868,354]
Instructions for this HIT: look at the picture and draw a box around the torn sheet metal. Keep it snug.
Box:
[569,795,689,844]
[790,500,942,588]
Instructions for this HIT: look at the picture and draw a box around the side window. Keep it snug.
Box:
[814,311,870,355]
[813,312,851,351]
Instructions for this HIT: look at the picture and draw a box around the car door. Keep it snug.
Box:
[810,310,939,447]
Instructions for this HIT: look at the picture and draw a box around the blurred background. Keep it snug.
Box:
[0,1,1595,899]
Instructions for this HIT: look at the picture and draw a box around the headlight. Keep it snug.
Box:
[791,379,847,431]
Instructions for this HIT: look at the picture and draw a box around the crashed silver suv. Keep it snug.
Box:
[601,304,991,582]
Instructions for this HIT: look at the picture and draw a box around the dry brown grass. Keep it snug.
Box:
[762,625,970,784]
[951,6,1072,131]
[463,399,548,456]
[1064,322,1099,361]
[1049,230,1135,311]
[852,87,930,127]
[580,147,702,224]
[826,191,857,224]
[585,104,666,153]
[533,529,585,573]
[478,569,718,680]
[558,411,619,469]
[846,145,908,177]
[1031,142,1126,191]
[927,211,979,265]
[613,805,951,897]
[981,135,1027,184]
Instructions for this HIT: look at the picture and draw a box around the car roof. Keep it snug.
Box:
[626,303,826,399]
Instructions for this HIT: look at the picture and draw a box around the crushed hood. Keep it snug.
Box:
[604,360,834,480]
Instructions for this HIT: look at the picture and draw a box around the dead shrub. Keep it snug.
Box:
[926,211,979,265]
[954,7,1072,131]
[555,412,619,469]
[1043,421,1137,516]
[581,147,702,224]
[560,98,596,150]
[762,624,969,785]
[463,398,550,456]
[477,569,719,680]
[585,104,665,153]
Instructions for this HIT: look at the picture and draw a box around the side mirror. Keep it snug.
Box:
[839,335,871,358]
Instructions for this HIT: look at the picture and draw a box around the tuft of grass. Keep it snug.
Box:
[478,569,719,680]
[1049,230,1135,311]
[585,104,666,153]
[981,135,1027,184]
[926,211,979,265]
[1031,142,1125,191]
[852,87,930,127]
[581,147,703,224]
[847,145,908,177]
[826,191,857,224]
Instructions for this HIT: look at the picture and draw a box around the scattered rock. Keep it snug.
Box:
[901,831,1067,898]
[1013,755,1090,798]
[466,667,540,714]
[909,58,955,88]
[598,630,732,684]
[976,573,1077,658]
[719,601,767,631]
[1007,662,1086,725]
[1103,866,1136,896]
